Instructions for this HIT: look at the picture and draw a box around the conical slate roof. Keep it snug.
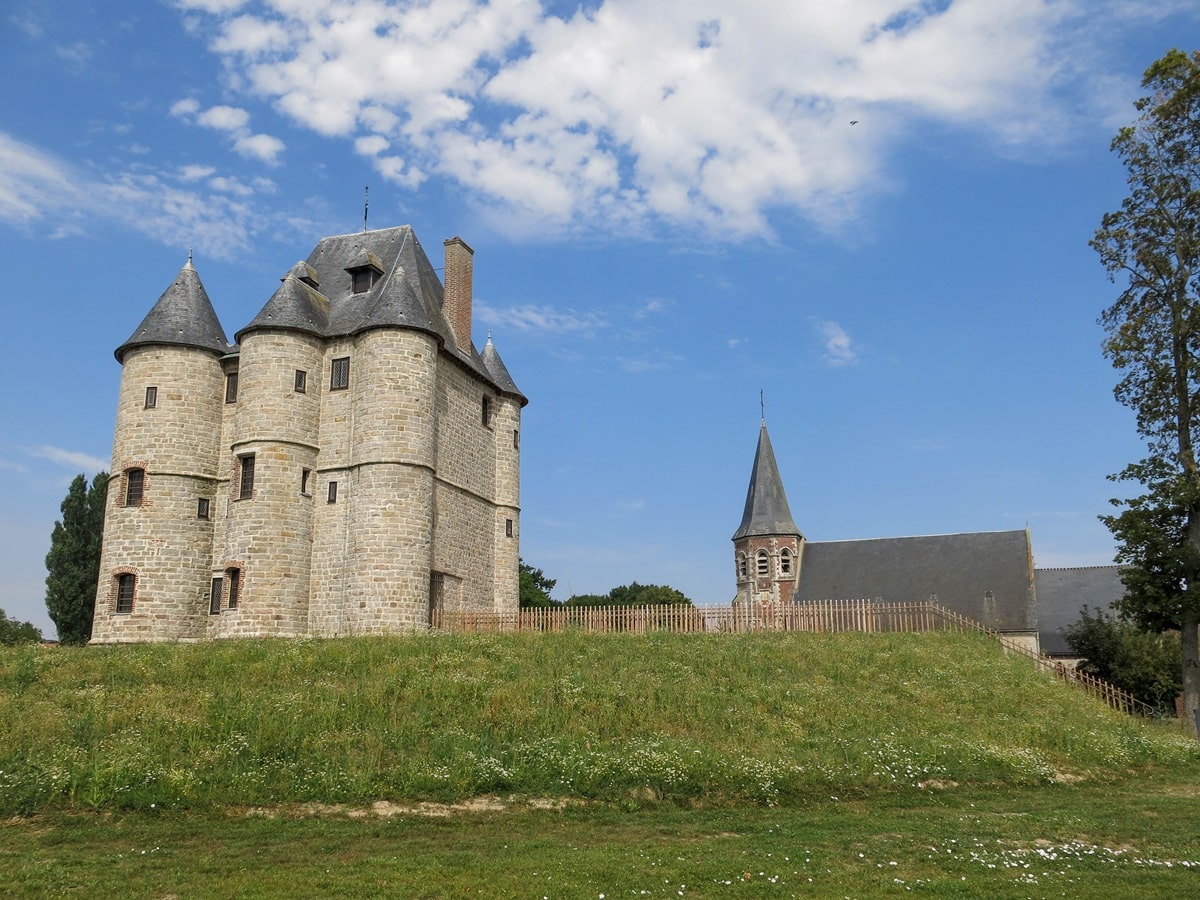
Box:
[115,260,230,362]
[732,422,801,541]
[482,335,527,405]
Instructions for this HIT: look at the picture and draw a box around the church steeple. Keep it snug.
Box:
[732,421,801,541]
[732,421,803,607]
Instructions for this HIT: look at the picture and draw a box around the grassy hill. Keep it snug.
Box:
[2,629,1195,817]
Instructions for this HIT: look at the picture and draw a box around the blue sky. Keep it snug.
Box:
[2,0,1198,637]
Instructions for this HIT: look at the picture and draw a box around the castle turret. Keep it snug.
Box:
[483,335,527,611]
[732,422,803,607]
[92,259,230,642]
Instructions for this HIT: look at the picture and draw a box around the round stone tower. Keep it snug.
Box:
[484,336,523,612]
[91,260,230,643]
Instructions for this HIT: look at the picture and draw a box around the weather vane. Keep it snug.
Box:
[363,185,369,232]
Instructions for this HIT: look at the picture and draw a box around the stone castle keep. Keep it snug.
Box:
[91,225,525,643]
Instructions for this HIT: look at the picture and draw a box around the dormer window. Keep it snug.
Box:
[351,268,376,293]
[345,248,383,294]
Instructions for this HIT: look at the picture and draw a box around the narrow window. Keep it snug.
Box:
[351,269,374,293]
[756,551,769,577]
[513,429,520,450]
[330,357,350,391]
[738,554,748,578]
[327,480,338,503]
[124,468,145,506]
[197,497,210,520]
[225,372,239,403]
[226,568,240,609]
[481,396,491,427]
[505,518,513,538]
[780,549,792,575]
[238,454,255,500]
[115,573,135,614]
[144,386,157,409]
[301,468,311,494]
[210,577,223,615]
[294,369,307,393]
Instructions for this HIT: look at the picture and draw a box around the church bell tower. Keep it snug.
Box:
[732,421,803,607]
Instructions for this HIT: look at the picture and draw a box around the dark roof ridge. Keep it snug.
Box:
[808,528,1029,546]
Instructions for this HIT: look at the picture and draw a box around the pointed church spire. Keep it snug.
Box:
[732,422,801,540]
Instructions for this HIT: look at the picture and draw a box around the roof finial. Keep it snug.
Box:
[186,247,194,269]
[760,389,765,423]
[363,185,369,232]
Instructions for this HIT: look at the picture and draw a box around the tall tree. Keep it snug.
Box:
[1092,49,1200,729]
[519,559,559,608]
[44,472,108,645]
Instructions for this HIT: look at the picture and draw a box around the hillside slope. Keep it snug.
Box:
[1,630,1195,813]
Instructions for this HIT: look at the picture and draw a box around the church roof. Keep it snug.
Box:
[732,422,801,540]
[1033,565,1123,655]
[115,259,230,362]
[793,529,1037,632]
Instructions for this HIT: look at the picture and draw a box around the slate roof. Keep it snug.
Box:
[792,529,1037,632]
[732,423,802,540]
[115,260,230,362]
[1033,566,1124,655]
[233,225,525,404]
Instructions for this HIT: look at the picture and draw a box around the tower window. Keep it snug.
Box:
[330,357,350,390]
[301,468,311,494]
[238,454,255,500]
[513,429,519,450]
[124,468,145,506]
[210,577,223,615]
[327,480,338,503]
[115,573,135,614]
[505,518,513,538]
[738,554,748,578]
[225,372,239,403]
[144,386,157,409]
[226,567,241,609]
[482,396,491,427]
[197,497,210,520]
[756,551,769,577]
[351,268,377,293]
[294,369,307,393]
[780,549,792,575]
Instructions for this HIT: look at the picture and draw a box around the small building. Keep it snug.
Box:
[92,225,526,642]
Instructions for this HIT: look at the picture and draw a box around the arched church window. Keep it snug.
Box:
[756,550,769,576]
[779,548,792,575]
[738,554,748,578]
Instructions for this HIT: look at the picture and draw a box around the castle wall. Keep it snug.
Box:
[209,331,324,638]
[92,345,225,642]
[308,329,439,633]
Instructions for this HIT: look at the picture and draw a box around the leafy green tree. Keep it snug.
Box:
[566,582,693,607]
[0,609,43,645]
[44,472,108,645]
[1062,606,1182,711]
[1092,49,1200,728]
[519,559,560,608]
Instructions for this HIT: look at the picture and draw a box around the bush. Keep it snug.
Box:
[1062,606,1181,710]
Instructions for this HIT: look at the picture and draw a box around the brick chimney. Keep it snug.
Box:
[443,236,474,352]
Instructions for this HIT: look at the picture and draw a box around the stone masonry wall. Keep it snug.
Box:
[92,345,225,643]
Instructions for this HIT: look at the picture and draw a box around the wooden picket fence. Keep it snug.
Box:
[430,599,1156,719]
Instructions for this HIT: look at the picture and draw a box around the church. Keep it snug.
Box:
[732,422,1123,654]
[91,225,526,643]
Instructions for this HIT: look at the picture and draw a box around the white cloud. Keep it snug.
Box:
[173,100,286,164]
[816,320,859,367]
[174,0,1186,236]
[30,446,109,474]
[0,130,296,260]
[476,301,606,335]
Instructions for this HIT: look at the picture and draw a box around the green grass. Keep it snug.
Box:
[1,630,1195,815]
[3,778,1199,897]
[2,630,1199,896]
